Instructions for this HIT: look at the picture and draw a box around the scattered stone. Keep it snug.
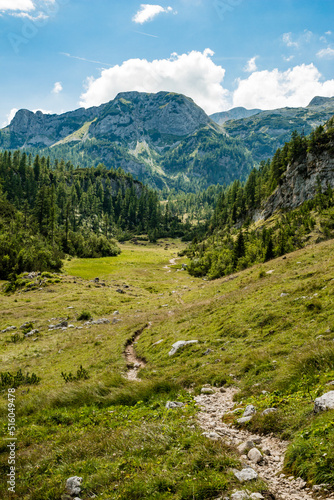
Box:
[20,322,33,329]
[203,431,220,440]
[314,391,334,412]
[266,270,274,274]
[153,339,164,346]
[84,318,110,326]
[116,288,125,294]
[67,306,74,309]
[237,441,255,455]
[113,310,120,315]
[204,348,213,355]
[262,408,277,416]
[233,468,258,482]
[49,320,68,330]
[66,476,82,496]
[165,401,185,409]
[280,293,289,297]
[112,318,120,325]
[201,387,215,394]
[237,416,253,424]
[168,340,199,356]
[231,492,249,500]
[250,494,264,499]
[1,326,17,333]
[248,447,263,464]
[243,405,256,418]
[25,329,39,337]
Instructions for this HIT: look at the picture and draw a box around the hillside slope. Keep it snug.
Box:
[220,96,334,162]
[0,92,253,191]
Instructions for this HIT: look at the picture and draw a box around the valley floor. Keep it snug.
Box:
[1,239,334,499]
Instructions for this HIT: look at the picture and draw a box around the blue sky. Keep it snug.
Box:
[0,0,333,125]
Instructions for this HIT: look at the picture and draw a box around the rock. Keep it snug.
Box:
[201,387,215,394]
[165,401,185,409]
[314,391,334,412]
[203,348,213,355]
[243,405,256,418]
[2,326,17,333]
[237,416,253,424]
[66,476,82,496]
[25,329,39,337]
[116,288,125,294]
[262,408,277,416]
[250,494,264,499]
[237,441,255,455]
[168,340,198,356]
[20,322,33,329]
[247,447,262,464]
[231,492,249,500]
[153,339,164,346]
[113,310,120,315]
[50,320,68,330]
[233,468,258,482]
[280,293,289,297]
[203,431,220,440]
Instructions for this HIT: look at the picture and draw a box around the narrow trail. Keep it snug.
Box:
[195,387,326,500]
[163,256,179,272]
[124,323,151,381]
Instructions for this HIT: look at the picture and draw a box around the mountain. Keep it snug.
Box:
[185,117,334,280]
[0,92,253,192]
[221,96,334,162]
[210,106,261,125]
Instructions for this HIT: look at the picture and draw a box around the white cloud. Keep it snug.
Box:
[80,49,229,115]
[132,4,174,24]
[282,32,298,48]
[233,63,334,110]
[2,108,18,127]
[10,11,48,20]
[317,47,334,58]
[52,81,63,94]
[282,30,313,49]
[0,0,34,11]
[325,31,332,36]
[283,55,294,62]
[244,56,258,73]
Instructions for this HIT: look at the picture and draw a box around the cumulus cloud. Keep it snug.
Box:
[244,56,258,73]
[133,4,174,24]
[233,63,334,110]
[282,30,313,49]
[52,81,63,94]
[80,49,229,115]
[317,47,334,58]
[2,108,18,127]
[0,0,34,11]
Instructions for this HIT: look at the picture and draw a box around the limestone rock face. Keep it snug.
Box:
[261,146,334,220]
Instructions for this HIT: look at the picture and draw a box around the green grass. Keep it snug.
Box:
[1,238,334,497]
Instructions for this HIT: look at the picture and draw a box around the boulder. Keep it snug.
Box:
[262,408,277,416]
[201,387,215,394]
[243,405,256,418]
[233,468,258,482]
[314,391,334,412]
[247,447,262,464]
[237,416,253,424]
[66,476,82,496]
[237,441,255,455]
[165,401,185,409]
[168,340,198,356]
[231,492,249,500]
[25,329,39,337]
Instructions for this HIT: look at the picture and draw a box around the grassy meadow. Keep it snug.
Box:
[1,238,334,498]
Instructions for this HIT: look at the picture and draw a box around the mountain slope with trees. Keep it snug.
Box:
[184,116,334,279]
[0,151,186,279]
[0,92,253,192]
